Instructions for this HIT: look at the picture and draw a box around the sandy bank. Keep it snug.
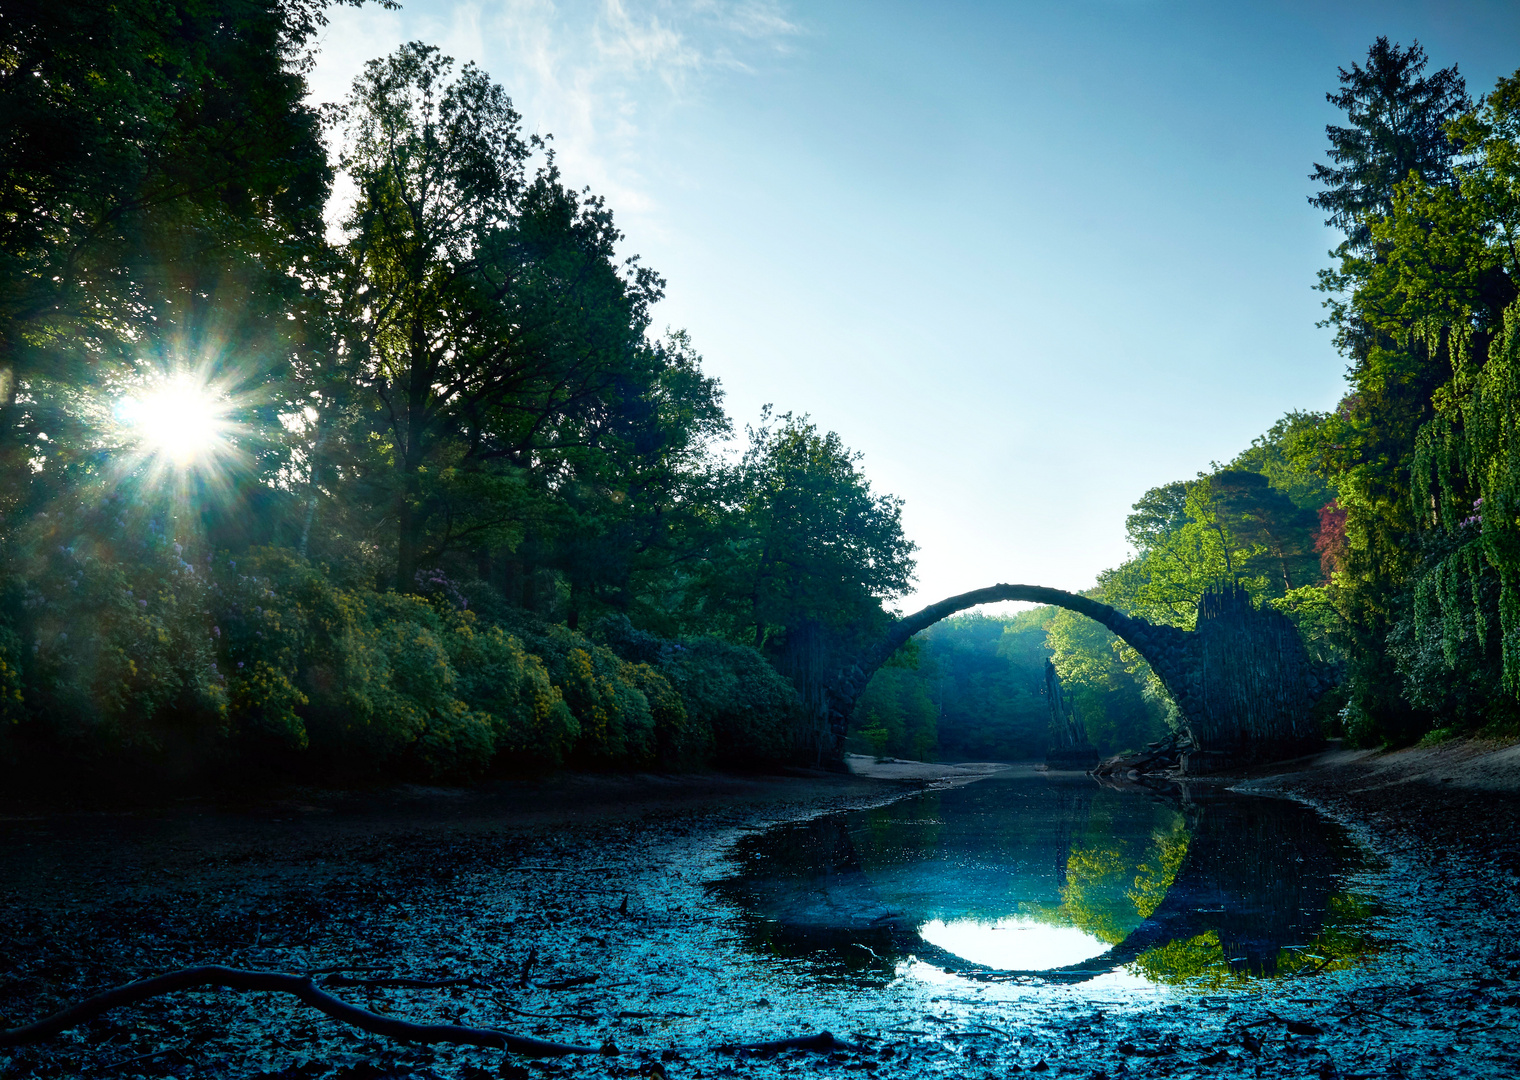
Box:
[1250,734,1520,792]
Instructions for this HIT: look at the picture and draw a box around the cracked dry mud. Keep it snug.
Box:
[2,745,1519,1079]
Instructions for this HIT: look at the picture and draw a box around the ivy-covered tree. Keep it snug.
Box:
[1374,72,1520,737]
[1302,40,1490,743]
[1300,42,1520,743]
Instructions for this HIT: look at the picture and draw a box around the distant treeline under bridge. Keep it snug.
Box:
[825,583,1336,764]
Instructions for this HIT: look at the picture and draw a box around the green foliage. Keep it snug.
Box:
[933,613,1047,758]
[211,547,573,780]
[1045,605,1171,752]
[846,602,1179,763]
[690,411,916,672]
[845,604,1174,762]
[852,665,938,761]
[1305,58,1520,742]
[661,636,800,767]
[325,41,678,592]
[447,616,579,767]
[0,0,352,523]
[0,6,909,787]
[11,497,228,756]
[1062,809,1189,946]
[845,613,1046,762]
[1103,421,1333,634]
[731,411,916,637]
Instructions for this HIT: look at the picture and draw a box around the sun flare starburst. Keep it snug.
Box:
[115,374,233,469]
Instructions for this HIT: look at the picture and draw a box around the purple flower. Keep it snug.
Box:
[237,661,244,669]
[212,626,221,637]
[138,599,148,609]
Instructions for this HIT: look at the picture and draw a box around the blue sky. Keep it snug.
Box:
[309,0,1520,612]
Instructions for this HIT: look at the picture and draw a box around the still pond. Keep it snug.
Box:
[716,770,1378,995]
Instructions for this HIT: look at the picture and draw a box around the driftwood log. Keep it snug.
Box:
[0,966,869,1058]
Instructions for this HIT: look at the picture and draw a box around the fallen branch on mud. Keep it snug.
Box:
[1,968,872,1060]
[0,966,599,1057]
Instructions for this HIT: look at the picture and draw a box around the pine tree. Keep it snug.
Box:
[1309,37,1469,253]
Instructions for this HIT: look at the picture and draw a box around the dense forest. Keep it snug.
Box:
[0,0,915,788]
[2,4,1518,788]
[846,610,1168,762]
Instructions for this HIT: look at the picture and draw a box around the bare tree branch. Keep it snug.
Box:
[0,966,598,1057]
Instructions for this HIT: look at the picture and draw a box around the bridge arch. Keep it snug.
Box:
[823,582,1328,763]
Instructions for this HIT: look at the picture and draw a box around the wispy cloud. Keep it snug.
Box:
[310,0,801,230]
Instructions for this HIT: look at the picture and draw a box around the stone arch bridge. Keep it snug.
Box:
[825,582,1334,764]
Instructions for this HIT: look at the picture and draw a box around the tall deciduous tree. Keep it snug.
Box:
[710,412,916,725]
[328,43,665,589]
[538,330,730,630]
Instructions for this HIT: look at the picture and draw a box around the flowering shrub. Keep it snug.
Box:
[545,639,655,767]
[413,567,469,610]
[627,660,696,769]
[217,551,568,780]
[591,615,800,767]
[446,618,578,767]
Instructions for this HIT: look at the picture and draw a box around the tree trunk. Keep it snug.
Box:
[395,493,417,592]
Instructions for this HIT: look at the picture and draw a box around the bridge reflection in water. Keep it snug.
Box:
[713,771,1378,989]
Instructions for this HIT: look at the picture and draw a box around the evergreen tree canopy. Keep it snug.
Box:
[1310,36,1469,253]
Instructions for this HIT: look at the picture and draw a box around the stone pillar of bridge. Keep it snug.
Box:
[1184,585,1324,758]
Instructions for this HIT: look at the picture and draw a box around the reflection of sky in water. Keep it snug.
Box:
[897,956,1158,995]
[717,771,1375,993]
[905,916,1159,994]
[918,917,1107,970]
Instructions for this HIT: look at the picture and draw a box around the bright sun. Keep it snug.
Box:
[116,375,231,467]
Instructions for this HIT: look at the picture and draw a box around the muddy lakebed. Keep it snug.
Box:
[3,760,1520,1079]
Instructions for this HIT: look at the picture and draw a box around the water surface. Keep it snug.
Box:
[717,770,1376,992]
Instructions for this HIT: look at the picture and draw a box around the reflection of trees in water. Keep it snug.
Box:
[1122,795,1378,985]
[1049,780,1095,890]
[1061,813,1190,944]
[1051,791,1375,984]
[714,782,1375,987]
[853,794,944,872]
